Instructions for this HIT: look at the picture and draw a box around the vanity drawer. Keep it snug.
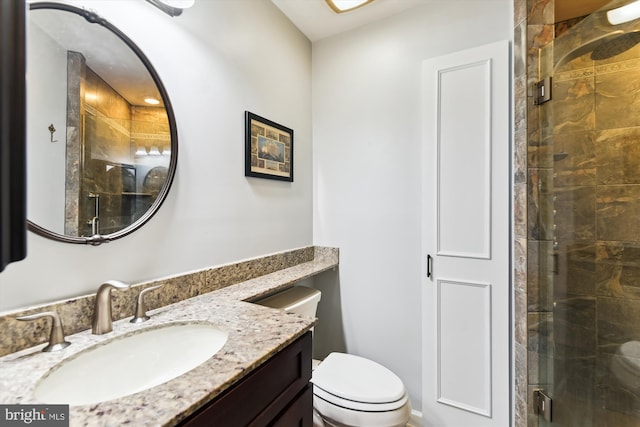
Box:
[179,331,312,426]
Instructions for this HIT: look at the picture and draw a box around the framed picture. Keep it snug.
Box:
[245,111,293,182]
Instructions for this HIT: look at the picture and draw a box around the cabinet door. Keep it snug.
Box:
[271,386,313,427]
[179,332,312,427]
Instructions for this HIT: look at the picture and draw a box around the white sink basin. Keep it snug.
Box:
[34,323,228,405]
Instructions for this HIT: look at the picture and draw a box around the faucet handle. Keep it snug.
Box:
[130,284,164,324]
[16,311,71,352]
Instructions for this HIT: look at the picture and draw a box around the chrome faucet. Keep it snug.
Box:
[92,280,130,335]
[16,311,71,352]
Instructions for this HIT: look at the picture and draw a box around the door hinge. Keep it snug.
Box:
[534,76,552,105]
[533,389,552,422]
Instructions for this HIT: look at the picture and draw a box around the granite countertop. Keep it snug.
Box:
[0,256,336,426]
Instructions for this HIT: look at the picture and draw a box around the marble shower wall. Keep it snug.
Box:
[64,51,85,236]
[84,67,132,163]
[515,1,555,426]
[552,11,640,425]
[514,0,542,425]
[513,1,529,427]
[520,0,640,426]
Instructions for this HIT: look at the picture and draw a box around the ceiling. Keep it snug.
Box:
[272,0,621,42]
[30,7,161,107]
[30,0,623,111]
[271,0,425,42]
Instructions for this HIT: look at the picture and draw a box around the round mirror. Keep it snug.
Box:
[26,3,177,245]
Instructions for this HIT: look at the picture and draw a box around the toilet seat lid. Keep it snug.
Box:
[620,341,640,358]
[311,352,406,404]
[618,341,640,371]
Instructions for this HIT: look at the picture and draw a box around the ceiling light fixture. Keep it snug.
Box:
[144,97,160,105]
[607,0,640,25]
[326,0,375,14]
[146,0,195,17]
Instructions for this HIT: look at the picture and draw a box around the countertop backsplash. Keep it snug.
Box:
[0,246,338,357]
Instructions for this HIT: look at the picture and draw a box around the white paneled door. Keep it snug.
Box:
[421,41,510,427]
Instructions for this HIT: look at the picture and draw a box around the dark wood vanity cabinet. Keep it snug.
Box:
[179,331,313,427]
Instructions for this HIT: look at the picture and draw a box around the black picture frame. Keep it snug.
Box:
[245,111,293,182]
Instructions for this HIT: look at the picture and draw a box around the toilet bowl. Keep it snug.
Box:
[254,286,412,427]
[611,341,640,393]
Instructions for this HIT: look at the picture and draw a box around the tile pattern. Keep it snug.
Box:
[131,106,170,153]
[64,51,84,236]
[513,2,531,426]
[83,68,164,235]
[518,1,555,426]
[62,51,172,237]
[521,0,640,425]
[552,17,640,425]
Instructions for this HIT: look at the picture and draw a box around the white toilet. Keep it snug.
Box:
[255,285,412,427]
[611,341,640,393]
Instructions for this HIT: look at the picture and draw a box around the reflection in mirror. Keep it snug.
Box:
[27,3,177,245]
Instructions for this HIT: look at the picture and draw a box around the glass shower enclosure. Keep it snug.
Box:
[534,0,640,426]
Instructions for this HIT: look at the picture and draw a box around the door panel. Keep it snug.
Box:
[438,279,492,416]
[422,40,510,427]
[437,60,492,259]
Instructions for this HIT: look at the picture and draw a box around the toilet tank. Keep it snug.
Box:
[254,286,321,318]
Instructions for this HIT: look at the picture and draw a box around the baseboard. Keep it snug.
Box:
[407,409,423,427]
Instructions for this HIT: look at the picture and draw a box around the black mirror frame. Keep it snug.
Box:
[27,2,178,246]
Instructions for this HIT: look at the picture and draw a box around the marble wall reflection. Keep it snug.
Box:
[83,67,132,235]
[65,52,170,237]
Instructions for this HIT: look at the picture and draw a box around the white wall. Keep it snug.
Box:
[0,0,312,311]
[6,0,514,417]
[312,0,512,413]
[26,22,67,234]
